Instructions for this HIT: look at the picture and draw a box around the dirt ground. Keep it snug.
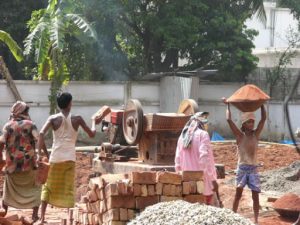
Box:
[1,142,299,224]
[213,141,299,173]
[214,141,300,225]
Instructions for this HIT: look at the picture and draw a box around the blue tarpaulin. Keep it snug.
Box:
[279,140,295,145]
[211,131,225,142]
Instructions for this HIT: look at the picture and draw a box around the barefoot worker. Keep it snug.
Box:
[0,101,44,223]
[37,92,97,224]
[224,101,266,225]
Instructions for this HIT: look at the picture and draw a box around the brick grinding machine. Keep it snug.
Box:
[122,99,197,165]
[93,99,224,178]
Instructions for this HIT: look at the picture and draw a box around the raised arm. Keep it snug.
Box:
[225,103,243,140]
[78,116,96,138]
[255,104,266,137]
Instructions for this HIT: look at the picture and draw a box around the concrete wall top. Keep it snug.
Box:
[0,80,160,130]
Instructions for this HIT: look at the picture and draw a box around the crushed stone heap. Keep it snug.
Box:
[128,200,255,225]
[260,161,300,194]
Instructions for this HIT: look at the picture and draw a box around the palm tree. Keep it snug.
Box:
[24,0,97,113]
[231,0,266,24]
[249,0,267,24]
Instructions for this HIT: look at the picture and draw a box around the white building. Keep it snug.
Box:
[246,1,300,68]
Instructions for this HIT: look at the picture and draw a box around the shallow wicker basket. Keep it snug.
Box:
[144,113,190,131]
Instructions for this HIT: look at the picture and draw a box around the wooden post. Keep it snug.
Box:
[0,56,22,101]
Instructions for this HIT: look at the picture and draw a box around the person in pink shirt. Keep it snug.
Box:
[175,112,219,205]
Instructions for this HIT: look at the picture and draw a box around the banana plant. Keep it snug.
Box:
[0,30,24,100]
[24,0,97,113]
[0,30,24,62]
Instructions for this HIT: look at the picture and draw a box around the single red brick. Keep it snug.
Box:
[156,183,163,195]
[106,196,135,210]
[133,184,141,196]
[102,208,119,223]
[157,171,182,185]
[135,196,159,209]
[127,209,136,220]
[119,208,128,221]
[184,194,205,203]
[147,185,156,196]
[182,171,203,181]
[160,196,182,202]
[131,171,157,184]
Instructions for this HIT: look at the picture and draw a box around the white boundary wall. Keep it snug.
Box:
[1,79,299,142]
[0,80,160,132]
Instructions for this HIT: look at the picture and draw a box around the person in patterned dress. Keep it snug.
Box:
[0,101,45,222]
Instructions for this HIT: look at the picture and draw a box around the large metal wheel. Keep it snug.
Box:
[108,124,127,145]
[122,99,144,145]
[177,99,199,115]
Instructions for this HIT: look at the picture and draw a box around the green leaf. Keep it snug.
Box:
[49,16,64,50]
[36,32,50,64]
[24,21,49,56]
[66,14,97,40]
[0,30,24,62]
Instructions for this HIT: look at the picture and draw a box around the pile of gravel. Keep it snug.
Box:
[260,161,300,194]
[128,200,254,225]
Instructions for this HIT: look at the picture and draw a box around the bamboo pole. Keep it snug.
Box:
[0,56,22,101]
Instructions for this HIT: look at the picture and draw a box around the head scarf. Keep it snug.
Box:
[181,112,209,149]
[241,112,255,125]
[10,101,30,120]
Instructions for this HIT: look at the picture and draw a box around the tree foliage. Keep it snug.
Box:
[24,0,97,113]
[0,0,46,79]
[265,29,300,99]
[80,0,260,81]
[2,0,265,82]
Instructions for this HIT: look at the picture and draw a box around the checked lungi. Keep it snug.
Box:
[41,161,75,208]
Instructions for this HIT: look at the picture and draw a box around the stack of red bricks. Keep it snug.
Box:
[74,170,204,225]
